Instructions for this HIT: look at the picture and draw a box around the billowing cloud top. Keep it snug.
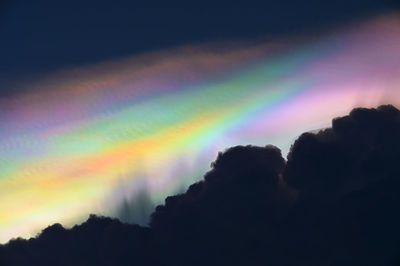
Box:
[2,105,400,265]
[0,13,399,242]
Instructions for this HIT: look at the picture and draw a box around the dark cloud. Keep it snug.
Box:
[281,105,400,265]
[2,105,400,265]
[0,215,153,266]
[285,105,400,200]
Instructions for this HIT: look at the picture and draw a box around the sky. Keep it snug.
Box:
[1,1,399,83]
[0,3,400,242]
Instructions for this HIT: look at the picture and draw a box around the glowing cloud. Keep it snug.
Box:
[0,13,399,242]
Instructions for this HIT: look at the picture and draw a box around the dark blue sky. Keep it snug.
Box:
[0,1,399,84]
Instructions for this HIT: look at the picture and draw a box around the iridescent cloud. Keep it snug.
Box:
[0,13,399,242]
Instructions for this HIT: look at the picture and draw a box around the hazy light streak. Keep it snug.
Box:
[0,13,399,242]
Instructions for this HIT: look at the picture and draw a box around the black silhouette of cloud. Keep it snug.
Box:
[1,105,400,266]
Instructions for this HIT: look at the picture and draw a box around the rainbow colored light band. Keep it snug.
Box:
[0,14,399,242]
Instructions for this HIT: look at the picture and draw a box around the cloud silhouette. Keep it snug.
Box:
[1,105,400,266]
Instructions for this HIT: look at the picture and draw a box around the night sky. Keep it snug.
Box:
[1,3,400,263]
[1,1,398,84]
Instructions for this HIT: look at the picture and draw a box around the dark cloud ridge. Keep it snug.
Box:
[2,105,400,265]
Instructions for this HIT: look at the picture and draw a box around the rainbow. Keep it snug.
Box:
[0,13,399,242]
